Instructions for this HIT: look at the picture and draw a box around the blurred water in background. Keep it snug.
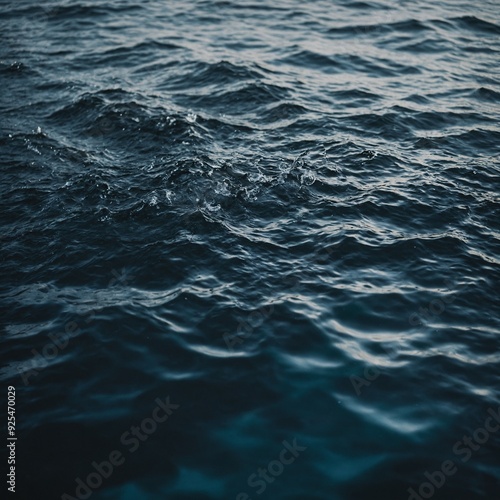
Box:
[1,0,499,498]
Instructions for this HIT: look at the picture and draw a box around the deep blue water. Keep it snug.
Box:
[1,0,500,499]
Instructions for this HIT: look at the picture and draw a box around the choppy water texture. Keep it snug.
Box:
[1,0,500,499]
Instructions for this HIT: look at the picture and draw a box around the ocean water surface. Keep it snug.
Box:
[1,0,500,499]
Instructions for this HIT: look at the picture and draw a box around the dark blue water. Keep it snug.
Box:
[1,0,500,499]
